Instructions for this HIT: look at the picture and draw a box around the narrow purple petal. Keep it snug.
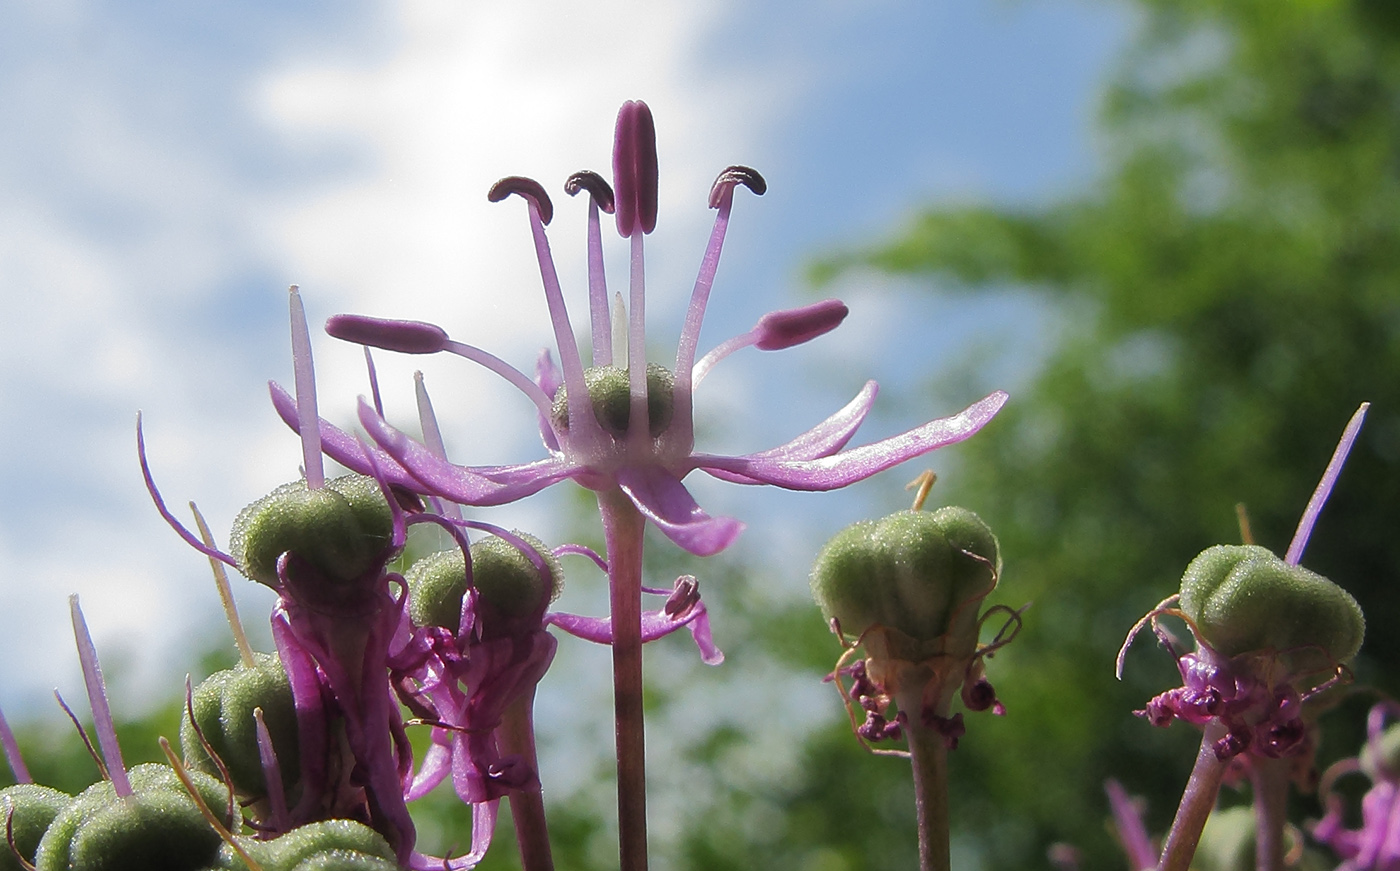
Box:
[358,399,578,505]
[546,579,724,665]
[705,381,880,485]
[1286,401,1369,565]
[269,381,424,492]
[405,735,452,801]
[1105,780,1157,871]
[533,349,562,452]
[0,704,31,784]
[692,390,1008,490]
[327,314,450,355]
[69,596,131,797]
[615,466,744,556]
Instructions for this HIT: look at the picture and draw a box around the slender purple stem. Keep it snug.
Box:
[1286,401,1368,564]
[600,489,648,871]
[1158,721,1230,871]
[1250,757,1290,871]
[69,596,131,797]
[498,688,554,871]
[895,684,950,871]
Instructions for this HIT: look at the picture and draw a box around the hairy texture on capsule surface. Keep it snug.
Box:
[550,364,675,439]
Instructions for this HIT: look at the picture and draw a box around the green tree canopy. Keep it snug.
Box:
[807,0,1400,867]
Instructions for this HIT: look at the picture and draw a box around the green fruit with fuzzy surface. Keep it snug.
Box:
[810,507,1000,648]
[406,533,563,633]
[0,784,71,871]
[1178,544,1364,664]
[34,763,229,871]
[181,652,299,801]
[230,475,393,589]
[218,821,396,871]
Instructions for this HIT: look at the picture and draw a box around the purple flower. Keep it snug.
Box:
[1313,702,1400,870]
[281,100,1007,557]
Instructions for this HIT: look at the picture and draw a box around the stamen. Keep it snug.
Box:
[326,314,450,355]
[157,737,261,870]
[1285,401,1369,565]
[671,164,766,448]
[0,704,31,784]
[497,181,603,454]
[567,172,615,366]
[69,596,131,797]
[612,101,658,237]
[552,543,608,572]
[414,372,461,521]
[691,300,848,388]
[1235,502,1255,546]
[253,708,290,833]
[365,347,384,417]
[440,340,555,421]
[289,287,324,491]
[488,176,554,225]
[190,503,256,668]
[183,676,236,825]
[564,171,615,213]
[906,471,937,512]
[753,299,848,350]
[627,232,649,449]
[4,798,38,871]
[708,165,767,208]
[135,415,239,570]
[53,691,107,781]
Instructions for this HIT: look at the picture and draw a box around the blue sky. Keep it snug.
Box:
[0,0,1126,742]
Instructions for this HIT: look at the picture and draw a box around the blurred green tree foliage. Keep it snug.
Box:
[802,0,1400,867]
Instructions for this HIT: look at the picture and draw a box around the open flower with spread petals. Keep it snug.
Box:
[277,101,1006,557]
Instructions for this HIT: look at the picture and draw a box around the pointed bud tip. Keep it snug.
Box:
[565,171,616,214]
[488,176,554,225]
[709,166,766,208]
[326,314,448,355]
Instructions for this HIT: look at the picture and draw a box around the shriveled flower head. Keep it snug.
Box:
[281,100,1006,558]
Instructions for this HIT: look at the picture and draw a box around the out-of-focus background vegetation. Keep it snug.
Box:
[5,0,1400,869]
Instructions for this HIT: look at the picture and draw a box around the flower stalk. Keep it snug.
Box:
[1158,720,1230,871]
[896,683,952,871]
[601,489,649,871]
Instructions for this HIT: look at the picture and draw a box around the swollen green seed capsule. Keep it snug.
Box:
[810,507,1000,651]
[180,652,299,801]
[230,475,394,589]
[550,364,675,437]
[0,784,71,871]
[1178,544,1364,664]
[35,763,229,871]
[406,533,563,633]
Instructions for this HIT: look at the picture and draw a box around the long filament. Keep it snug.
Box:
[1285,402,1369,565]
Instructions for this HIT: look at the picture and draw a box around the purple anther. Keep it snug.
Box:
[753,299,849,351]
[488,176,554,226]
[564,171,616,214]
[708,165,767,209]
[1213,726,1251,760]
[1260,719,1306,758]
[923,711,966,750]
[663,576,700,617]
[961,678,999,713]
[326,314,450,355]
[612,100,658,236]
